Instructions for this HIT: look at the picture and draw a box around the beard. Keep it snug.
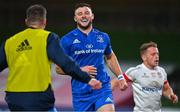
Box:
[77,21,92,30]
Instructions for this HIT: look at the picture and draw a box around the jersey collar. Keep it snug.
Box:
[73,28,97,37]
[142,63,158,71]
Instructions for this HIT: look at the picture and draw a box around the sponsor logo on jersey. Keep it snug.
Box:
[105,97,113,103]
[142,86,162,92]
[142,81,162,92]
[86,44,93,49]
[74,49,104,55]
[73,39,81,44]
[16,39,32,52]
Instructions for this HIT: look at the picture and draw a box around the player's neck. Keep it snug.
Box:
[28,24,45,29]
[78,25,92,35]
[143,63,155,70]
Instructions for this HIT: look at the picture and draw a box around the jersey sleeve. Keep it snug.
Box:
[59,36,71,55]
[0,41,8,72]
[161,67,167,83]
[104,34,112,55]
[125,67,137,81]
[47,33,91,83]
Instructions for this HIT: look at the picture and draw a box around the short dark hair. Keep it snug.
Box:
[140,41,157,55]
[26,4,47,24]
[74,3,92,13]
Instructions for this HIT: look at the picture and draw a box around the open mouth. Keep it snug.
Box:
[81,19,88,23]
[155,60,159,63]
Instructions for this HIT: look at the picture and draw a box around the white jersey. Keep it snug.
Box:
[125,63,167,112]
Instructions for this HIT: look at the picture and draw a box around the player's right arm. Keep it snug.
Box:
[47,33,101,89]
[111,73,131,90]
[111,68,134,91]
[55,65,66,75]
[0,41,8,72]
[124,67,136,81]
[56,65,97,78]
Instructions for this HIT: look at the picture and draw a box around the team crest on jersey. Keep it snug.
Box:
[97,35,104,43]
[73,39,81,44]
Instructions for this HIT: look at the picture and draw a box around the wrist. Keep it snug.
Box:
[118,74,124,80]
[168,94,174,99]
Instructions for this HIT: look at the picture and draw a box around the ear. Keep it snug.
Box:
[74,16,77,22]
[92,13,94,20]
[25,19,28,25]
[41,19,46,28]
[141,54,146,61]
[43,19,47,25]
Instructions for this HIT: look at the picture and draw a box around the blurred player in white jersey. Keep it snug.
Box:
[112,41,178,112]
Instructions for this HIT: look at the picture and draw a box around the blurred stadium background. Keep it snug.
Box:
[0,0,180,111]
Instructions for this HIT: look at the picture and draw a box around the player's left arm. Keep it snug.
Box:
[163,81,178,103]
[105,52,127,90]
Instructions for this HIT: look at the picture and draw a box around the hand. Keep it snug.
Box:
[55,65,66,75]
[88,78,102,89]
[118,79,128,91]
[111,78,119,91]
[169,94,178,103]
[81,65,97,78]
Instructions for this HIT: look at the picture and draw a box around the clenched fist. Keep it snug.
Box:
[169,94,178,104]
[88,78,102,89]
